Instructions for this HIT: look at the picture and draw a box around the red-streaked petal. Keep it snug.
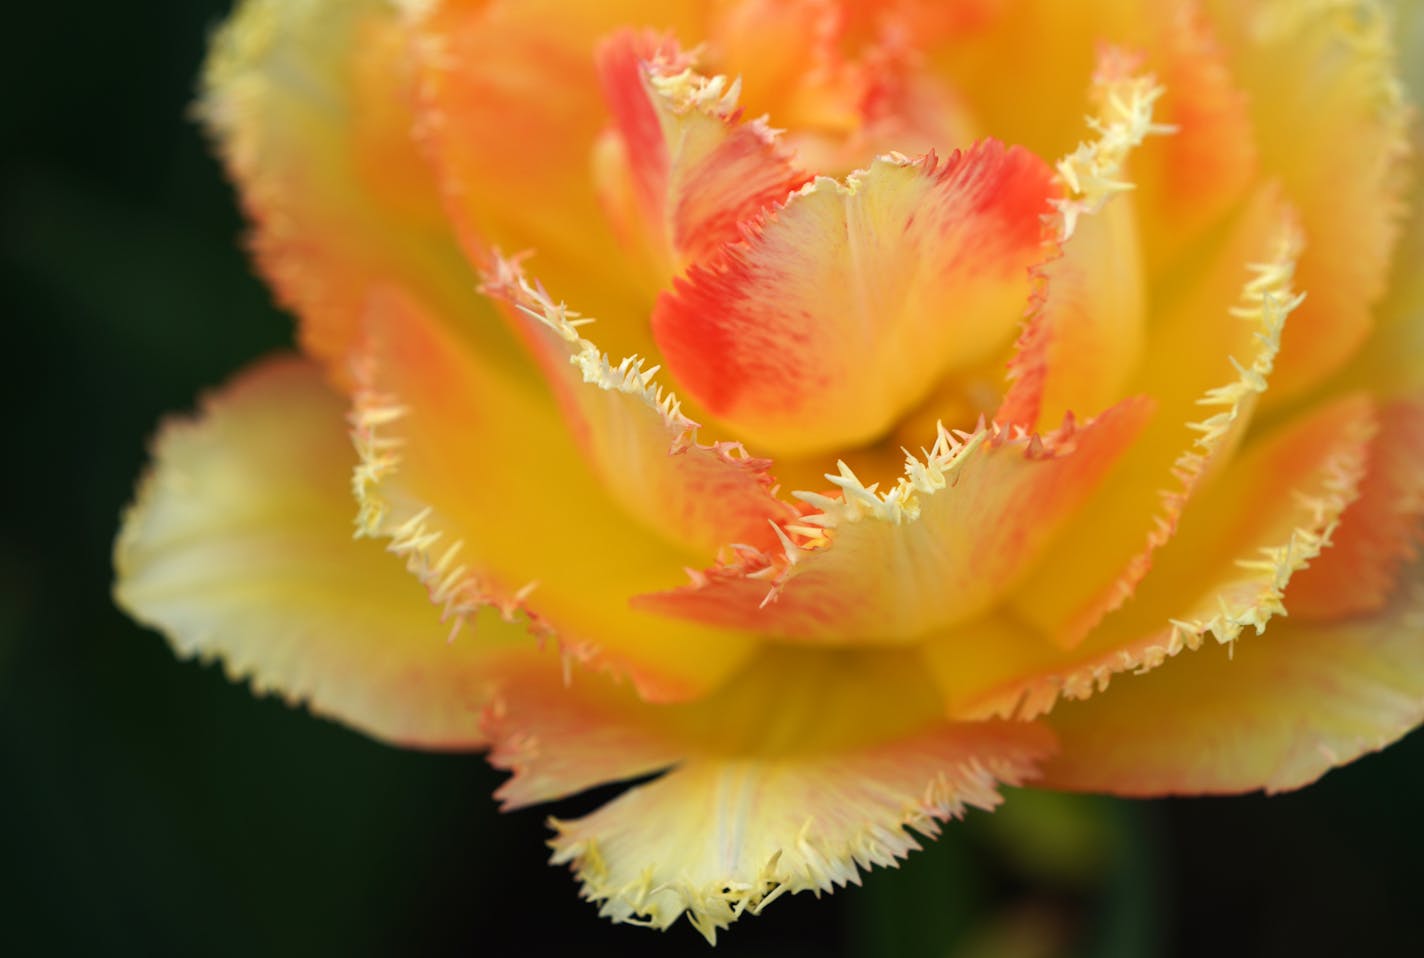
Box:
[652,141,1058,457]
[1285,397,1424,619]
[114,356,517,748]
[350,286,758,703]
[942,392,1374,721]
[636,397,1152,644]
[999,55,1166,430]
[478,255,800,556]
[1039,564,1424,795]
[594,30,810,278]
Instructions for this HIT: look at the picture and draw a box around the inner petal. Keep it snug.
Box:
[652,140,1058,457]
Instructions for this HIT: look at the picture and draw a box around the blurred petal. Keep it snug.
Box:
[637,397,1151,644]
[202,0,501,379]
[1131,0,1259,273]
[479,255,800,556]
[1040,563,1424,795]
[653,141,1058,457]
[946,392,1375,720]
[350,286,758,702]
[1206,0,1414,404]
[1285,397,1424,619]
[114,356,512,748]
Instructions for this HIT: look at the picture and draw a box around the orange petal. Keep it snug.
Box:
[594,30,811,280]
[1285,397,1424,619]
[114,356,516,748]
[478,255,800,556]
[480,644,1053,941]
[1205,0,1414,404]
[350,285,758,703]
[1039,563,1424,795]
[201,0,487,379]
[636,397,1152,644]
[652,141,1058,457]
[706,0,980,176]
[1131,1,1259,274]
[946,392,1375,721]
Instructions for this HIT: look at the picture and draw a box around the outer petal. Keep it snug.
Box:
[350,286,758,702]
[1039,564,1424,795]
[940,392,1375,721]
[114,356,514,748]
[636,397,1152,644]
[478,256,801,556]
[482,646,1055,942]
[1285,398,1424,619]
[201,0,501,379]
[652,142,1058,457]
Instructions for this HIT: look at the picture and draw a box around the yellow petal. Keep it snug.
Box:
[202,0,505,379]
[479,256,801,557]
[637,397,1151,644]
[350,286,758,702]
[1205,0,1414,404]
[481,645,1054,942]
[114,356,516,748]
[946,391,1374,720]
[1012,187,1303,646]
[407,0,704,362]
[1040,562,1424,795]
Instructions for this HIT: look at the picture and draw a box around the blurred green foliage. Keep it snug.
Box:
[4,3,1424,955]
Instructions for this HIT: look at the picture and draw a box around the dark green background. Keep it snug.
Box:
[4,4,1422,955]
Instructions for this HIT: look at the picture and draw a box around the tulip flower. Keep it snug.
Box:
[116,0,1424,942]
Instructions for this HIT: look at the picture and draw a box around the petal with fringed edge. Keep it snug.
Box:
[1011,188,1303,648]
[998,52,1166,431]
[1039,562,1424,795]
[636,396,1152,644]
[936,391,1375,721]
[1205,0,1413,405]
[350,286,758,703]
[477,255,800,556]
[201,0,509,382]
[407,0,703,364]
[652,141,1058,458]
[1284,398,1424,619]
[593,30,811,282]
[114,356,521,748]
[480,644,1054,943]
